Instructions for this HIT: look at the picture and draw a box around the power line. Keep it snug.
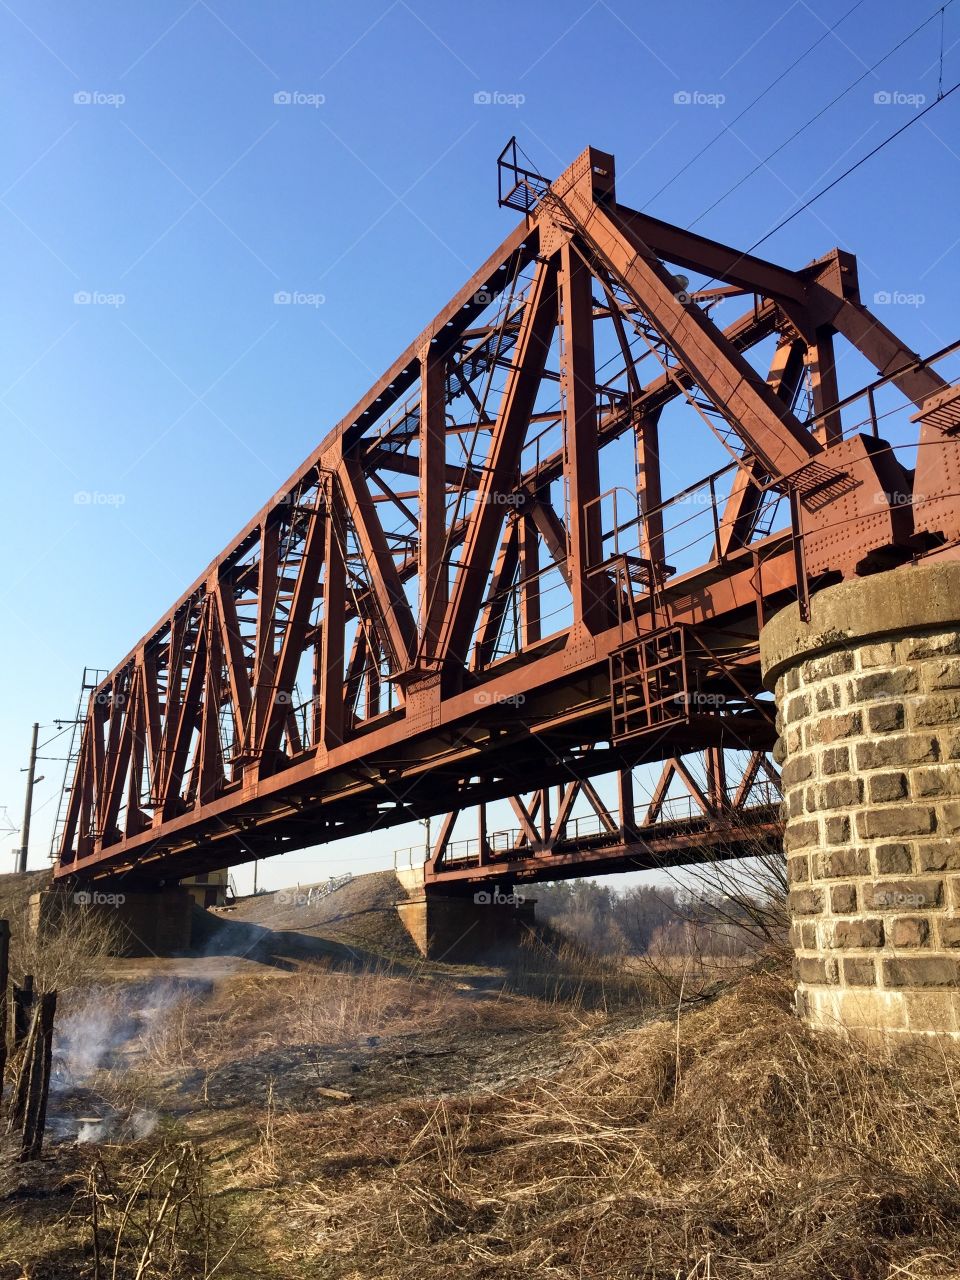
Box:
[687,0,954,230]
[741,77,960,256]
[644,0,869,210]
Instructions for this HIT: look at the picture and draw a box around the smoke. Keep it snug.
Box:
[49,978,208,1144]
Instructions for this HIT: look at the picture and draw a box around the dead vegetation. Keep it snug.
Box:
[260,966,960,1279]
[2,869,959,1279]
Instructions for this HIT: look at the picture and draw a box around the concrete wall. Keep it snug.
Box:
[762,561,960,1041]
[31,885,193,957]
[396,876,535,961]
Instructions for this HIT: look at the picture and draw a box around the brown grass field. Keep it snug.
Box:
[1,870,959,1279]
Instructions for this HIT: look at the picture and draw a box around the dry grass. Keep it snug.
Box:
[258,964,960,1279]
[5,871,960,1279]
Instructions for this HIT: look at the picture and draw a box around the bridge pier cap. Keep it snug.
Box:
[761,560,960,1042]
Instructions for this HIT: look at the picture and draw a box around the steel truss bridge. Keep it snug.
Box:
[53,144,960,892]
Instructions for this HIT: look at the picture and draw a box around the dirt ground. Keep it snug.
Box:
[2,870,959,1279]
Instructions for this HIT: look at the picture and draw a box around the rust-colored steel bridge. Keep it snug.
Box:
[54,144,960,891]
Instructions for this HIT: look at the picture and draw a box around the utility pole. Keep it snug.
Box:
[16,723,40,874]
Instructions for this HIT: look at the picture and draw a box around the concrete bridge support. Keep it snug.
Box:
[395,870,535,960]
[30,884,193,957]
[762,561,960,1042]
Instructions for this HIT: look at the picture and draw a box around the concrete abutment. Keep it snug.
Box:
[395,870,536,960]
[762,560,960,1041]
[30,885,193,957]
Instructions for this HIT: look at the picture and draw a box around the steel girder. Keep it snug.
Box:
[55,146,960,888]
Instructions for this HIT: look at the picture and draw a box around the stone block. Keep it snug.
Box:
[830,883,857,914]
[842,956,877,986]
[868,772,907,804]
[858,642,898,669]
[802,651,855,682]
[825,816,851,845]
[809,711,862,745]
[888,916,929,948]
[923,658,960,690]
[821,746,850,775]
[817,848,869,879]
[913,694,960,727]
[785,820,820,853]
[915,842,960,873]
[856,736,939,770]
[852,669,918,702]
[787,854,810,884]
[867,702,904,733]
[857,806,936,840]
[820,777,863,810]
[831,918,884,949]
[911,765,960,798]
[903,632,960,660]
[781,755,813,788]
[789,887,824,916]
[863,879,942,911]
[874,843,913,875]
[882,956,960,988]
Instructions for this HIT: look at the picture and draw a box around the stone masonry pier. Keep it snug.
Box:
[762,560,960,1042]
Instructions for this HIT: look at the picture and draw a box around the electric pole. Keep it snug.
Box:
[16,722,40,874]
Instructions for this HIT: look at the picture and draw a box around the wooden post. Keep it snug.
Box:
[7,1000,39,1134]
[0,920,8,1106]
[19,991,57,1161]
[13,973,33,1047]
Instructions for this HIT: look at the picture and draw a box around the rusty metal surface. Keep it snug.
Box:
[53,146,960,889]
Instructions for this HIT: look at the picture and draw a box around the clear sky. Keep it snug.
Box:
[3,0,959,893]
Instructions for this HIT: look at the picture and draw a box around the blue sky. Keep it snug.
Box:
[3,0,959,891]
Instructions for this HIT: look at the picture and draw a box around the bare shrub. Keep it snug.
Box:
[9,899,123,995]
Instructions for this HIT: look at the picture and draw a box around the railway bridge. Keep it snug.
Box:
[46,144,960,1039]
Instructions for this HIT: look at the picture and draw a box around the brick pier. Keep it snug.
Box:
[762,561,960,1041]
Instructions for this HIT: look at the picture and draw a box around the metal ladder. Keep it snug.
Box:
[48,667,107,861]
